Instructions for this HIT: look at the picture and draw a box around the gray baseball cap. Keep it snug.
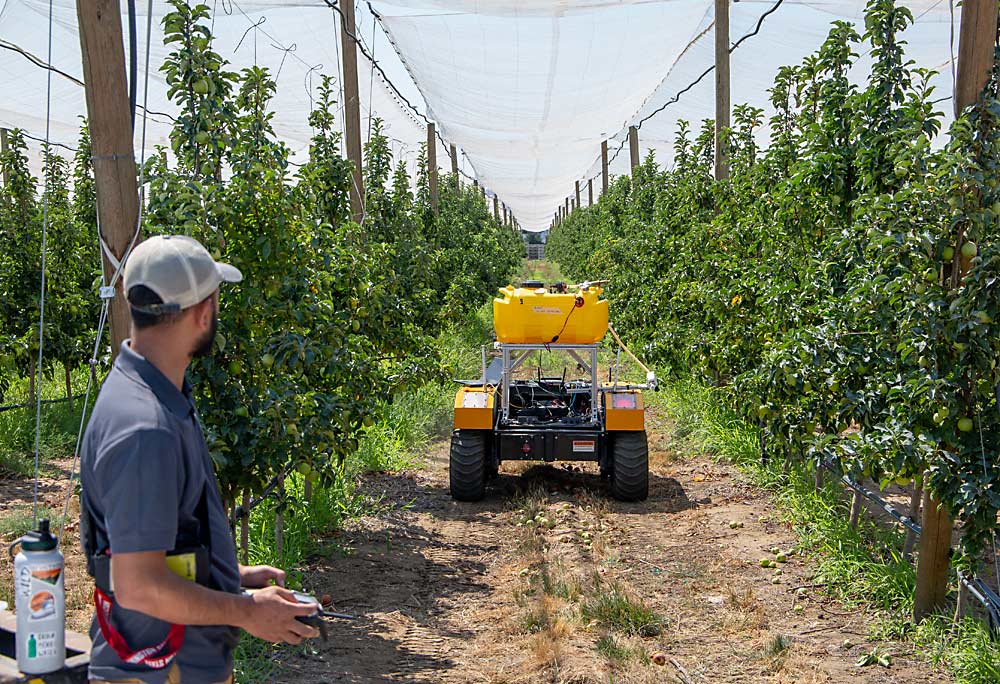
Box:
[124,235,242,315]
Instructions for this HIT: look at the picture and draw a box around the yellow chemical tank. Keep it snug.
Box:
[494,285,608,344]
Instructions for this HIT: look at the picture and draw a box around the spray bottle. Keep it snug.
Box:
[9,519,64,674]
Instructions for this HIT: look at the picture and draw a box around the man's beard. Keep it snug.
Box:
[192,312,219,359]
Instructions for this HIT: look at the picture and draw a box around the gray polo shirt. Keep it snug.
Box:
[80,341,241,684]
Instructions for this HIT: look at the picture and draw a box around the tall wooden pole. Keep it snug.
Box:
[714,0,731,180]
[77,0,139,359]
[601,140,609,193]
[575,180,581,207]
[628,126,640,173]
[588,178,593,206]
[450,144,459,188]
[914,0,997,623]
[0,128,8,186]
[427,123,439,215]
[339,0,365,223]
[493,195,499,221]
[564,197,569,217]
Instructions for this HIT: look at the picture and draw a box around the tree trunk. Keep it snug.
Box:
[304,479,313,501]
[903,474,923,560]
[28,356,36,406]
[275,481,285,561]
[814,467,823,493]
[240,491,250,565]
[849,490,863,529]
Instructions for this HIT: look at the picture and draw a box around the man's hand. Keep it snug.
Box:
[240,564,285,588]
[239,586,319,644]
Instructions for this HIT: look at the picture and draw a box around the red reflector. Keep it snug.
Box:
[612,394,637,409]
[521,441,532,453]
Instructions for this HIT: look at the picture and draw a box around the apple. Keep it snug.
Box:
[195,131,210,145]
[943,246,955,261]
[192,79,209,94]
[261,353,275,368]
[962,241,978,259]
[958,417,974,433]
[297,462,311,475]
[228,360,243,376]
[234,406,249,418]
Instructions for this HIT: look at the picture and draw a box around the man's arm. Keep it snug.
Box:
[112,551,318,644]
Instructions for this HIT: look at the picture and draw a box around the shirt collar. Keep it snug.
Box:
[115,340,195,418]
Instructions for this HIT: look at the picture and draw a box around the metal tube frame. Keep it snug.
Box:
[498,343,600,426]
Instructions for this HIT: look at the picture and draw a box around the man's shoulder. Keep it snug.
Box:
[85,367,179,450]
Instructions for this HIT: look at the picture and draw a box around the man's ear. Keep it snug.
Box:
[192,294,216,330]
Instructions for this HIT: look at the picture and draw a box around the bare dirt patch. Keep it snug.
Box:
[286,419,949,683]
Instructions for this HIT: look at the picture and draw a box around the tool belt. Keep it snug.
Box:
[81,486,213,670]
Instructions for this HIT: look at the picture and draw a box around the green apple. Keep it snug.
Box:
[958,417,974,432]
[942,245,955,261]
[961,241,978,259]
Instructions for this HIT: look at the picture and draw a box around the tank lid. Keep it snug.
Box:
[521,280,544,289]
[18,519,58,552]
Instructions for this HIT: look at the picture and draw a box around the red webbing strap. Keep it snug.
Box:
[94,587,185,670]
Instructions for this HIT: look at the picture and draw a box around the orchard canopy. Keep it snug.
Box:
[0,0,962,230]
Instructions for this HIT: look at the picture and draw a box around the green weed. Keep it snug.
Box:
[595,634,638,663]
[580,582,662,637]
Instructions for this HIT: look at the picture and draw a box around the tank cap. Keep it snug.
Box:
[16,519,58,553]
[521,280,544,289]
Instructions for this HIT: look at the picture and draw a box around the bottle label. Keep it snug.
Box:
[27,630,59,660]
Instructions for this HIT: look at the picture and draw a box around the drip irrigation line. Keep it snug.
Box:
[0,396,77,414]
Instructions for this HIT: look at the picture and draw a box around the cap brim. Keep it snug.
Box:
[217,262,243,284]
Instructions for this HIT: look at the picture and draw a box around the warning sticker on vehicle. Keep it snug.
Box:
[572,440,596,453]
[532,306,563,315]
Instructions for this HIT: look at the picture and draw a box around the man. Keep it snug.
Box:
[79,235,318,684]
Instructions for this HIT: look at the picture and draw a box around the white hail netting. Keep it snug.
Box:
[0,0,457,192]
[0,0,962,229]
[372,0,960,230]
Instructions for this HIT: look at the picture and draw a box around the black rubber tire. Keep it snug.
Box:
[610,431,649,502]
[450,430,487,501]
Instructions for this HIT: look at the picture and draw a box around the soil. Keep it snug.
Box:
[0,412,952,683]
[279,408,950,684]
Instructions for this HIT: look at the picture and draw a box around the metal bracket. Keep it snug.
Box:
[99,285,116,300]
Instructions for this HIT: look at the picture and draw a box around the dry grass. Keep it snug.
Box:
[721,585,766,633]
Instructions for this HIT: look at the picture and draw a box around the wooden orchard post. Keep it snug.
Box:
[714,0,731,180]
[575,180,581,207]
[628,126,639,173]
[427,123,439,215]
[588,178,593,206]
[473,179,478,190]
[914,0,997,623]
[564,197,569,217]
[338,0,365,223]
[77,0,140,359]
[450,144,459,188]
[493,195,499,221]
[601,140,609,193]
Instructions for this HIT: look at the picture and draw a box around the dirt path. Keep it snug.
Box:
[287,413,949,684]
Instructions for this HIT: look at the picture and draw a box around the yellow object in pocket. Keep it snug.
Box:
[165,552,198,582]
